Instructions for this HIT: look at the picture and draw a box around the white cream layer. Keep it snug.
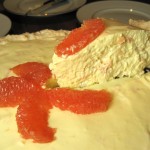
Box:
[0,29,150,150]
[0,29,69,79]
[0,74,150,150]
[50,19,150,88]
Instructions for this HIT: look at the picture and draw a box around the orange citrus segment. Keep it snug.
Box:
[0,77,39,107]
[55,19,105,57]
[47,88,112,114]
[11,62,52,86]
[16,95,55,143]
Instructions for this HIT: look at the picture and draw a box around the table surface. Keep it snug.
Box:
[0,0,149,35]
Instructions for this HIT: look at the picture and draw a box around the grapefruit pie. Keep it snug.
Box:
[0,18,150,150]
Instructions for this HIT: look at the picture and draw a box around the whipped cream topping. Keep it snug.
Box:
[0,29,69,79]
[50,19,150,88]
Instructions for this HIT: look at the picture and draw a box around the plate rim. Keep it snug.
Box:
[0,13,11,37]
[76,0,150,23]
[3,0,87,17]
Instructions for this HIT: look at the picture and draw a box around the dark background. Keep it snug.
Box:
[0,0,149,35]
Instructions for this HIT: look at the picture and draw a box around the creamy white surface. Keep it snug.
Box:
[0,74,150,150]
[50,19,150,88]
[0,29,150,150]
[0,29,69,79]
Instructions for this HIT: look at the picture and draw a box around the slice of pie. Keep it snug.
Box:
[50,18,150,88]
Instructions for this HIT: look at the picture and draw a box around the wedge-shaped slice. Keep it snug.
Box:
[50,18,150,88]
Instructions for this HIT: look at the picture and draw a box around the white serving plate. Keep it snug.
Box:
[0,13,11,37]
[76,1,150,23]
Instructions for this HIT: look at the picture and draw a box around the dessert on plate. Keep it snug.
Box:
[0,18,150,150]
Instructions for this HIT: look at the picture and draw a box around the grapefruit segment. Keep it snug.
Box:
[47,88,112,114]
[0,77,39,107]
[11,62,52,86]
[16,95,55,143]
[55,19,105,57]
